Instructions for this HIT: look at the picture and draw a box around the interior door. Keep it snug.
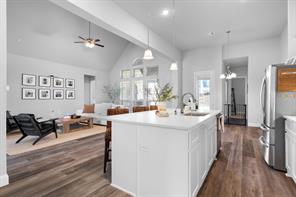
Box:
[194,71,214,110]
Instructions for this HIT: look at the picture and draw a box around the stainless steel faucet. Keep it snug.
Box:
[180,92,197,113]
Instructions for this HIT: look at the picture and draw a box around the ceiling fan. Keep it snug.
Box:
[74,22,104,48]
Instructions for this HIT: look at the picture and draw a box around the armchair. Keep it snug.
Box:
[13,114,58,145]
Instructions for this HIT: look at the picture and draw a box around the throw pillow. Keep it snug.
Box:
[83,104,95,113]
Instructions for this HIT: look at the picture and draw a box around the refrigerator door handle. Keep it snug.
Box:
[260,124,270,131]
[260,76,266,116]
[259,136,269,148]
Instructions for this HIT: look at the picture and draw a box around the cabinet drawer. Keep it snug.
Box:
[285,119,296,134]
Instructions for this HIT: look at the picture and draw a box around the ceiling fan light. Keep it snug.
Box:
[170,62,178,70]
[143,48,154,60]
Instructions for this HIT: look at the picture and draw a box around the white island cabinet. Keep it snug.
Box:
[284,116,296,183]
[106,110,220,197]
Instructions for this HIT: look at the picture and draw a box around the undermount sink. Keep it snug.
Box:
[184,112,209,116]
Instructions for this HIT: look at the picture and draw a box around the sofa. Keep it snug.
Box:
[76,103,123,125]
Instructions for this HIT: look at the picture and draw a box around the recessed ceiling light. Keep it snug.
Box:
[208,32,215,37]
[161,9,169,16]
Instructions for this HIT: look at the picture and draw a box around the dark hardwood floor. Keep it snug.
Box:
[0,125,295,197]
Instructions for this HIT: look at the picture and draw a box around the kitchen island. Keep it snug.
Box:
[105,110,220,197]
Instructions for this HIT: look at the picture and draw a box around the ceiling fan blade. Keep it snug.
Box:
[74,41,85,43]
[95,43,104,47]
[78,36,86,40]
[94,39,101,42]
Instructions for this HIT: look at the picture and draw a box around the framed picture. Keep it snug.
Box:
[65,79,75,88]
[53,89,64,100]
[66,90,75,100]
[39,89,51,100]
[22,88,36,100]
[53,77,64,88]
[39,76,51,87]
[22,74,36,86]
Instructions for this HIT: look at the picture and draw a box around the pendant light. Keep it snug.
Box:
[170,0,178,71]
[143,28,154,60]
[220,31,236,79]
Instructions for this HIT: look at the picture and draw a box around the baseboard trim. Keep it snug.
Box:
[248,122,260,127]
[0,174,9,187]
[111,183,136,197]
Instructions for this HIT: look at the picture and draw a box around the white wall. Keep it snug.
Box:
[0,0,8,187]
[182,46,223,110]
[183,37,281,127]
[280,25,288,62]
[231,78,246,105]
[109,43,178,106]
[7,53,109,118]
[288,0,296,57]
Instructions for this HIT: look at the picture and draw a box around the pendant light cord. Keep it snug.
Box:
[147,28,150,48]
[88,22,91,39]
[172,0,176,49]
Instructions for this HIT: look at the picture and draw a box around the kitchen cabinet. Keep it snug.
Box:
[285,117,296,183]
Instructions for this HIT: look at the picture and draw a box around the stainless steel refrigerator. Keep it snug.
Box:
[259,64,296,171]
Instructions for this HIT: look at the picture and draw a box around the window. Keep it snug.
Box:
[121,69,131,79]
[194,71,214,110]
[120,66,159,106]
[133,68,144,78]
[197,79,210,110]
[147,80,158,102]
[134,80,144,101]
[120,81,131,106]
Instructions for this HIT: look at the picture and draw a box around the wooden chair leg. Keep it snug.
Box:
[104,139,110,173]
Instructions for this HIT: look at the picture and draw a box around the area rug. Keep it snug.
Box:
[7,125,106,156]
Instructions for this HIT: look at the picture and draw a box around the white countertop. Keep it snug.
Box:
[103,109,221,130]
[284,116,296,122]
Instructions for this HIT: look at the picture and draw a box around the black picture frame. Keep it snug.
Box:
[39,76,51,87]
[38,89,51,100]
[22,74,36,86]
[66,90,76,100]
[53,89,64,100]
[53,77,64,88]
[65,79,75,89]
[22,88,36,100]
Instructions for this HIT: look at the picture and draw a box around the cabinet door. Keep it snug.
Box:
[199,125,207,182]
[190,142,201,197]
[285,133,292,174]
[292,134,296,182]
[206,130,212,168]
[137,126,189,196]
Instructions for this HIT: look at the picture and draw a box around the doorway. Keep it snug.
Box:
[223,57,248,126]
[84,75,96,104]
[194,71,215,110]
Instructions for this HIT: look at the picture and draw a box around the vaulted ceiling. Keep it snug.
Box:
[7,0,129,71]
[114,0,287,51]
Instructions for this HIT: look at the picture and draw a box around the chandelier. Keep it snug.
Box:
[220,66,237,79]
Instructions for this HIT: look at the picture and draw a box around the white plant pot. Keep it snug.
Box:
[157,101,167,110]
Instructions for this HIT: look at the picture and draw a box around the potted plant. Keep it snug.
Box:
[155,83,177,109]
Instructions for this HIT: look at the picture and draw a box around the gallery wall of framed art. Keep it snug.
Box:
[21,74,76,100]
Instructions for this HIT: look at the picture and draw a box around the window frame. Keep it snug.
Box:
[119,66,159,106]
